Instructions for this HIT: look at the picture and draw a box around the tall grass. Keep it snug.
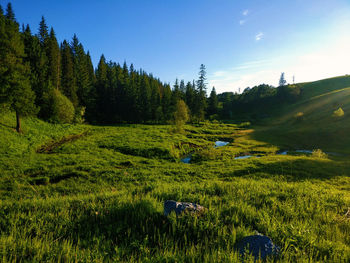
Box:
[0,113,349,262]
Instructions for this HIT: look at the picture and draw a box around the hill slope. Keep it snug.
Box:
[253,75,350,154]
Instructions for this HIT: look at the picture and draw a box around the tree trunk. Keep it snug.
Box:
[16,111,21,133]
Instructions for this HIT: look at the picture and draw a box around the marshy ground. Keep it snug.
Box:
[0,113,350,262]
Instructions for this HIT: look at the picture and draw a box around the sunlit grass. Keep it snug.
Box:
[0,112,350,262]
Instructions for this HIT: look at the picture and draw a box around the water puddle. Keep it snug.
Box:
[234,155,253,160]
[181,155,192,164]
[215,141,229,148]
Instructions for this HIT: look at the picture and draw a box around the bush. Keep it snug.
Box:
[174,100,189,133]
[50,89,75,124]
[312,149,327,159]
[294,112,304,121]
[74,106,86,124]
[332,107,344,118]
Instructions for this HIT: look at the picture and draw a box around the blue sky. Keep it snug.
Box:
[4,0,350,93]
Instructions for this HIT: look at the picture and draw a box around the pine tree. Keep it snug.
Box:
[38,16,49,45]
[0,6,37,132]
[207,87,218,116]
[95,54,108,122]
[185,81,195,119]
[46,28,60,90]
[162,84,172,121]
[128,63,139,122]
[197,64,207,93]
[5,3,15,21]
[195,64,208,121]
[22,24,49,118]
[70,34,91,108]
[279,72,286,87]
[179,79,185,98]
[84,51,96,122]
[140,73,152,121]
[60,40,78,107]
[171,78,181,107]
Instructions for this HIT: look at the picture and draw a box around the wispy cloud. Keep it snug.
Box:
[242,9,249,16]
[255,32,264,41]
[239,19,246,25]
[231,59,274,71]
[212,71,228,77]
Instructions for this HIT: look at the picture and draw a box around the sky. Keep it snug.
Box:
[3,0,350,93]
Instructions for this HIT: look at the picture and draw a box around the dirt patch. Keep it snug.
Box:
[36,131,89,154]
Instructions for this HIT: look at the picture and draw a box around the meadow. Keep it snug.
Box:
[1,109,350,262]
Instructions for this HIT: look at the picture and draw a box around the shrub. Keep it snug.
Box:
[174,100,189,133]
[294,112,304,121]
[312,149,327,159]
[50,89,75,124]
[74,106,86,124]
[333,107,344,118]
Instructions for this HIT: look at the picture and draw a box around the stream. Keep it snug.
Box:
[181,142,341,163]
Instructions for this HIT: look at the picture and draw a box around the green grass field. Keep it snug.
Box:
[1,108,350,262]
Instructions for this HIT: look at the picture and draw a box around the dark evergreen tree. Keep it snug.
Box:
[0,5,37,132]
[207,87,218,116]
[22,24,50,119]
[5,2,15,21]
[179,79,185,99]
[194,64,208,121]
[162,84,172,121]
[279,72,286,87]
[140,73,152,121]
[70,34,92,110]
[60,40,78,107]
[46,28,60,90]
[95,54,108,122]
[171,78,181,108]
[38,16,49,45]
[83,51,97,122]
[185,81,196,119]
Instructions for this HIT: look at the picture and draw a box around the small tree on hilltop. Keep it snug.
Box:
[174,99,189,133]
[279,72,286,87]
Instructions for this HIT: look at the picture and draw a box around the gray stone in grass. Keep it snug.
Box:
[237,234,280,261]
[164,200,205,216]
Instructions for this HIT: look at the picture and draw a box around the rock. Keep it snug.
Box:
[164,200,205,216]
[237,234,280,261]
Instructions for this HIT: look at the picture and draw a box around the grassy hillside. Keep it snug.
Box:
[0,111,350,262]
[254,75,350,154]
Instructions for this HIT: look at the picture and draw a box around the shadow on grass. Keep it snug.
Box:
[222,158,349,181]
[251,124,350,156]
[68,200,234,260]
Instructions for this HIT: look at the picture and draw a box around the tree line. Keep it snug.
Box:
[0,3,220,132]
[218,73,301,121]
[1,3,302,132]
